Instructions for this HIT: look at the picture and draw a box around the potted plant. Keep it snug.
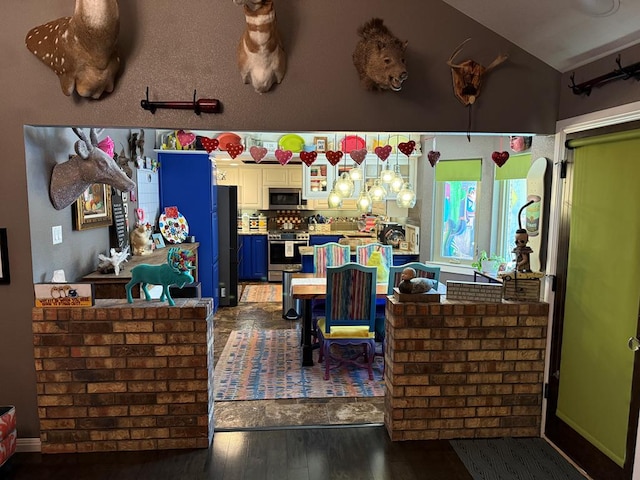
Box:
[471,251,505,276]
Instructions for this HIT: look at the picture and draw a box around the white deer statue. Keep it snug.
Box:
[25,0,120,99]
[234,0,286,93]
[50,128,135,210]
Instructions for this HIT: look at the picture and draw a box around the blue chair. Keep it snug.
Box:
[316,263,378,380]
[356,243,393,283]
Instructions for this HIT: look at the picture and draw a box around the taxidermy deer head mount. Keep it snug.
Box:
[25,0,121,99]
[50,128,135,210]
[447,38,508,106]
[234,0,287,94]
[352,18,408,92]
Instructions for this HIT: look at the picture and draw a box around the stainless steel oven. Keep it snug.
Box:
[267,231,309,282]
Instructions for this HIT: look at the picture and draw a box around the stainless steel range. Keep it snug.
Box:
[267,231,309,282]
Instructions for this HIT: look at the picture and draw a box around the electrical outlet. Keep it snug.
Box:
[52,225,62,245]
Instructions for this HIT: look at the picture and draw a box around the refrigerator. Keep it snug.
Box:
[216,185,239,307]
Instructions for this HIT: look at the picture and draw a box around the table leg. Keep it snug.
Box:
[301,298,314,366]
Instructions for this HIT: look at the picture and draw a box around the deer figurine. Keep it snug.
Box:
[25,0,120,99]
[234,0,286,93]
[49,128,135,210]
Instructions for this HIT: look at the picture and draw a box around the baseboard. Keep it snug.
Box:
[17,438,41,453]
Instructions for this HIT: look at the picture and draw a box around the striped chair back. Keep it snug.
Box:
[324,263,377,333]
[387,262,441,295]
[356,243,393,272]
[313,242,350,276]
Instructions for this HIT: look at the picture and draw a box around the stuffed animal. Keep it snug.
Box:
[352,18,408,92]
[130,225,151,256]
[398,267,437,294]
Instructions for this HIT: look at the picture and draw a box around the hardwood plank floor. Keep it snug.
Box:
[3,426,472,480]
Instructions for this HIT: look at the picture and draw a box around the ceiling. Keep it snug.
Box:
[441,0,640,72]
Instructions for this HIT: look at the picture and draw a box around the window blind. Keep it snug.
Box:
[495,153,531,180]
[435,158,482,182]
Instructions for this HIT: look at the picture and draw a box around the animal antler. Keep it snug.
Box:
[25,0,121,99]
[49,127,135,210]
[447,38,508,105]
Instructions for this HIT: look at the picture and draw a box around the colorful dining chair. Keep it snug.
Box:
[356,243,393,284]
[316,263,377,380]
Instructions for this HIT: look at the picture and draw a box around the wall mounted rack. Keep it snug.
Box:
[140,88,221,114]
[569,55,640,96]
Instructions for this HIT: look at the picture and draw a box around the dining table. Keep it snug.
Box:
[291,273,390,367]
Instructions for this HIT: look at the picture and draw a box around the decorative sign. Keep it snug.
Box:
[34,283,94,307]
[110,190,128,250]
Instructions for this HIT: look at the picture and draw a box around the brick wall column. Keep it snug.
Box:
[384,298,548,441]
[32,298,214,453]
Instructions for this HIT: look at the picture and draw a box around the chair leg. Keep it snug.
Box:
[367,341,374,381]
[318,337,324,363]
[324,341,331,380]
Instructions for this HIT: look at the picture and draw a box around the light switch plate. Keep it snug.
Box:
[52,225,62,245]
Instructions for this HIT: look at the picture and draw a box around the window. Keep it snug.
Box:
[432,159,482,264]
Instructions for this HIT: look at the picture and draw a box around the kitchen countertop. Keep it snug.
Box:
[237,230,377,237]
[299,245,419,256]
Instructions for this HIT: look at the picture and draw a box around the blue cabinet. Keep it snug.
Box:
[392,254,419,266]
[309,235,343,246]
[239,235,268,281]
[159,152,219,308]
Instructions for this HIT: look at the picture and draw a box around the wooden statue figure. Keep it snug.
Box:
[513,229,533,273]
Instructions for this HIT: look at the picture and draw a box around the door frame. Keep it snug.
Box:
[542,100,640,479]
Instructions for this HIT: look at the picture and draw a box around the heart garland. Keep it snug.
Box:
[249,146,267,163]
[349,148,367,165]
[325,150,344,166]
[427,150,441,168]
[299,151,318,167]
[491,151,510,167]
[275,148,293,165]
[398,140,416,157]
[226,143,244,159]
[176,130,196,148]
[374,145,392,161]
[200,137,219,153]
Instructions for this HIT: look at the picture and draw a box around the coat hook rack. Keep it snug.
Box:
[140,88,221,114]
[569,55,640,96]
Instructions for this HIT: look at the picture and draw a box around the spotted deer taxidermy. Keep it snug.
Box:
[50,128,135,210]
[234,0,286,93]
[447,38,507,140]
[25,0,121,99]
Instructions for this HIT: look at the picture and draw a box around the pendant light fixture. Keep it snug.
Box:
[380,163,395,184]
[390,164,404,193]
[396,182,416,208]
[327,180,343,208]
[369,179,387,202]
[356,186,372,213]
[335,172,354,198]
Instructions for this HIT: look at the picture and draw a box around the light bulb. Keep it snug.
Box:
[327,187,343,208]
[396,182,416,208]
[390,165,404,193]
[369,179,387,202]
[349,166,363,181]
[356,189,372,213]
[334,172,354,198]
[380,165,395,184]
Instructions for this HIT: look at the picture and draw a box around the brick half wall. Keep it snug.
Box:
[384,298,549,441]
[32,298,214,453]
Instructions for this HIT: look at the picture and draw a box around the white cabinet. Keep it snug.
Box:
[217,167,239,186]
[262,165,303,187]
[239,168,263,208]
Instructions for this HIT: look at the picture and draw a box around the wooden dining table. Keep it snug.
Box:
[291,273,390,367]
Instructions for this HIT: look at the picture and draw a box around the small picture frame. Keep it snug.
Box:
[314,137,328,153]
[0,228,10,284]
[399,241,409,251]
[152,233,166,249]
[73,184,113,230]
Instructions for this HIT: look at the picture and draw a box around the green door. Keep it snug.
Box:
[546,130,640,480]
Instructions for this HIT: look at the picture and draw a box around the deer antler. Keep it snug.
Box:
[25,0,121,99]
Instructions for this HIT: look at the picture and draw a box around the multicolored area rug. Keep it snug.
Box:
[213,329,385,401]
[240,284,282,303]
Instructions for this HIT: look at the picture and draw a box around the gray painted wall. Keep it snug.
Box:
[0,0,617,439]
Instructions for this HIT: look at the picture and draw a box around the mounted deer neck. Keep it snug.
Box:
[234,0,286,94]
[25,0,121,99]
[49,128,135,210]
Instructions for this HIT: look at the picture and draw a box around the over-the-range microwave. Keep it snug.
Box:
[268,188,308,210]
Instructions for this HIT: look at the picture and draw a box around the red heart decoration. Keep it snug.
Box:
[275,148,293,165]
[300,151,317,167]
[250,146,267,163]
[374,145,392,161]
[200,137,219,153]
[325,150,343,166]
[398,140,416,157]
[491,151,510,167]
[227,143,244,159]
[349,148,367,165]
[176,130,196,148]
[427,150,441,167]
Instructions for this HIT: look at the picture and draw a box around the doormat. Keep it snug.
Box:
[450,437,587,480]
[213,329,384,401]
[240,284,282,303]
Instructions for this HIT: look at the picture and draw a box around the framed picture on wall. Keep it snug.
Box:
[0,228,9,284]
[314,137,328,153]
[73,184,113,230]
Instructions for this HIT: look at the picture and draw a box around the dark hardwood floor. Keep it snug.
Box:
[3,426,472,480]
